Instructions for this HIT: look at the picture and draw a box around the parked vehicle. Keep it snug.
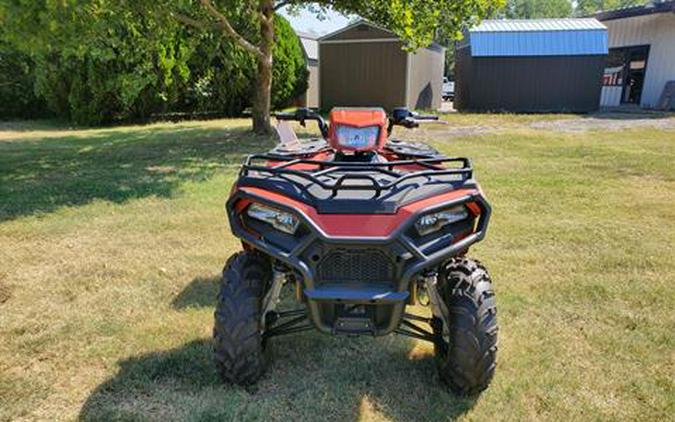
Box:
[442,77,455,101]
[214,107,497,395]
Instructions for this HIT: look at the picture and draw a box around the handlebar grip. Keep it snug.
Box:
[414,114,439,121]
[274,112,296,120]
[402,118,419,129]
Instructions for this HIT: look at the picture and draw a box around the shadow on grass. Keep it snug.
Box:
[0,123,272,221]
[79,335,478,421]
[172,275,220,309]
[86,283,477,420]
[0,119,74,132]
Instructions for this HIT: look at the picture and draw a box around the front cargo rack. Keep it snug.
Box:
[240,154,474,198]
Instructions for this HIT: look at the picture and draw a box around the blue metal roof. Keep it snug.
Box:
[472,19,606,32]
[467,19,608,57]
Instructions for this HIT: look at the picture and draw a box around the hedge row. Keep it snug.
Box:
[0,14,307,125]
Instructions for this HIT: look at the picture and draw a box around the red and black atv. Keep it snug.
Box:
[215,107,497,395]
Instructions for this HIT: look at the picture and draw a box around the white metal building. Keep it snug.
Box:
[596,1,675,109]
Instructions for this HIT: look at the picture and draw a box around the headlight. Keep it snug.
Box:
[334,125,379,149]
[247,203,300,234]
[415,206,469,236]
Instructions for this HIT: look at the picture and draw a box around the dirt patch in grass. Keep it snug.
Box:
[408,111,675,141]
[0,280,11,304]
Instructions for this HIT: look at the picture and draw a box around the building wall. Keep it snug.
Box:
[407,46,445,110]
[319,41,407,110]
[294,63,319,108]
[305,62,320,108]
[453,47,472,111]
[602,14,675,107]
[455,51,605,112]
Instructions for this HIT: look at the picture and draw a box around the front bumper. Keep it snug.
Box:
[227,188,491,336]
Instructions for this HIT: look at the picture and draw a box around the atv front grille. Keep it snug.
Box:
[317,249,394,284]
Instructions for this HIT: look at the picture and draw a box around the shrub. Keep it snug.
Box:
[179,15,307,116]
[0,40,48,119]
[271,16,309,110]
[1,6,308,125]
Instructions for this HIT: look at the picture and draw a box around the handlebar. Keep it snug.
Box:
[277,107,439,138]
[274,108,328,138]
[387,107,439,134]
[398,117,419,129]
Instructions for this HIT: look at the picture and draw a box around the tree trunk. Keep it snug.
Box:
[251,1,275,135]
[252,56,272,134]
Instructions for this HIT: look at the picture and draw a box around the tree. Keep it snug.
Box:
[575,0,643,16]
[180,14,307,116]
[502,0,573,19]
[0,31,48,119]
[271,16,309,109]
[2,0,502,131]
[0,1,307,125]
[1,0,194,124]
[171,0,504,134]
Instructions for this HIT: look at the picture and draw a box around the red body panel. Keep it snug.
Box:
[236,186,477,238]
[328,108,388,152]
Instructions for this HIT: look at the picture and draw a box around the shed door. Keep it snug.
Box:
[320,42,407,110]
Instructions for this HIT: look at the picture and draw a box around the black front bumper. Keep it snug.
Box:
[227,189,491,336]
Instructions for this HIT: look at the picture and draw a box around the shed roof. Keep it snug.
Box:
[472,19,607,32]
[465,18,608,57]
[319,20,445,53]
[319,19,397,42]
[297,32,319,61]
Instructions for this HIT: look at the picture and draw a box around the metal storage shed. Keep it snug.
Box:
[455,19,608,112]
[318,20,445,111]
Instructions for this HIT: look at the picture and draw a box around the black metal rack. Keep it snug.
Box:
[240,154,473,198]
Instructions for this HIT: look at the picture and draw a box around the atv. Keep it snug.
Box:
[215,107,497,395]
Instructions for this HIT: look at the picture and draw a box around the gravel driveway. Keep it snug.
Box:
[427,106,675,140]
[530,113,675,132]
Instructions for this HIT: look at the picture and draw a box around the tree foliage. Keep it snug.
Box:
[2,0,505,127]
[169,0,505,132]
[176,14,305,116]
[0,33,47,119]
[575,0,644,16]
[0,1,307,124]
[502,0,573,19]
[292,0,504,51]
[272,18,308,110]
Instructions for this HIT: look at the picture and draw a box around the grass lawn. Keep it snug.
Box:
[1,115,674,421]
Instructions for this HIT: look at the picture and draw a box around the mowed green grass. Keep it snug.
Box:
[0,115,673,421]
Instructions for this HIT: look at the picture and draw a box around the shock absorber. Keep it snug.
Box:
[261,262,288,326]
[422,270,450,339]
